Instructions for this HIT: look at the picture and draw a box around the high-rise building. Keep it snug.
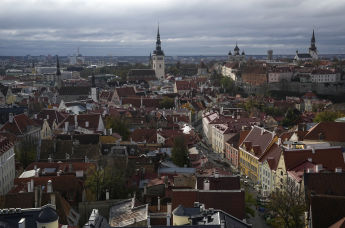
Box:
[152,25,165,80]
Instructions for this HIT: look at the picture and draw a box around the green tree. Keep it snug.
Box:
[85,166,133,201]
[314,110,344,123]
[159,97,175,109]
[245,191,256,218]
[220,77,235,94]
[15,139,37,168]
[268,180,305,228]
[105,116,130,140]
[282,108,301,127]
[171,136,189,167]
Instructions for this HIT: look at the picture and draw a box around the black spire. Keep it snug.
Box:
[310,30,317,51]
[153,24,164,56]
[56,55,61,76]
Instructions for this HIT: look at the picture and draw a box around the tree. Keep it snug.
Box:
[171,136,189,167]
[282,108,301,127]
[220,76,235,94]
[159,96,175,109]
[15,139,37,168]
[245,191,256,218]
[314,110,344,123]
[85,165,134,201]
[105,116,130,140]
[268,179,305,228]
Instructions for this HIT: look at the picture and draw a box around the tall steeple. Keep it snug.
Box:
[154,24,164,56]
[309,29,318,60]
[151,24,165,80]
[55,55,62,89]
[310,29,316,51]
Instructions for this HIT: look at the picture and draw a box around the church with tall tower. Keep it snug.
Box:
[309,29,318,59]
[294,30,319,62]
[151,25,165,80]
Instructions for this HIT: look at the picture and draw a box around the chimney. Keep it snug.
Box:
[157,196,161,211]
[47,180,53,193]
[311,148,315,154]
[221,220,225,228]
[34,168,39,177]
[203,179,210,190]
[307,158,312,163]
[109,128,113,135]
[34,114,38,119]
[335,168,342,173]
[237,114,240,119]
[85,121,89,128]
[316,164,323,173]
[48,155,53,163]
[307,168,313,173]
[167,202,172,216]
[50,193,56,206]
[30,179,34,192]
[9,113,14,123]
[147,215,150,227]
[103,129,107,135]
[18,218,25,228]
[46,114,49,119]
[261,128,265,135]
[34,186,38,207]
[106,189,110,200]
[27,182,31,193]
[214,171,219,178]
[64,121,69,132]
[277,138,281,146]
[74,115,78,128]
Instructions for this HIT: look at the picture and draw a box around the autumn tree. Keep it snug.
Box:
[267,179,305,228]
[314,110,344,123]
[159,96,175,109]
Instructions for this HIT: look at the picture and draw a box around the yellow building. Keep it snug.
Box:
[239,126,275,184]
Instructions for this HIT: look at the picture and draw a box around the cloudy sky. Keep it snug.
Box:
[1,0,345,56]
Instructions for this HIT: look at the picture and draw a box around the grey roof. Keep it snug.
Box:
[158,167,196,175]
[296,53,312,58]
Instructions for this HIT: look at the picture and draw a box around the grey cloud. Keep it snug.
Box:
[0,0,345,55]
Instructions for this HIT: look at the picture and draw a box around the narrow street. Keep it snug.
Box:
[195,120,271,227]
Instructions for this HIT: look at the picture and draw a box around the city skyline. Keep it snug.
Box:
[1,0,345,56]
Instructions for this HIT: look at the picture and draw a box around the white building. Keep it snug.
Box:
[202,111,219,144]
[311,69,340,83]
[0,135,15,195]
[268,68,293,83]
[294,30,318,62]
[152,26,165,80]
[221,62,240,81]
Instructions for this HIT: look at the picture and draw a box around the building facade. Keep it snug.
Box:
[0,135,15,195]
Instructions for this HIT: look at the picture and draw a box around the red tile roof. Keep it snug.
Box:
[115,87,136,97]
[304,122,345,142]
[196,176,240,190]
[172,189,245,219]
[283,147,345,171]
[34,109,66,127]
[259,143,282,171]
[58,114,103,132]
[0,113,38,135]
[240,126,275,158]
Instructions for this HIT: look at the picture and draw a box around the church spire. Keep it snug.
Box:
[309,29,317,51]
[153,24,164,56]
[55,55,62,89]
[56,55,61,76]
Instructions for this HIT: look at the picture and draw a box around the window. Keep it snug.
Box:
[281,171,283,176]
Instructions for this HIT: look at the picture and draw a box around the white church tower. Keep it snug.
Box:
[152,25,165,80]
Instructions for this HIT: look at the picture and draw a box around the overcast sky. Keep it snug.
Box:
[1,0,345,56]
